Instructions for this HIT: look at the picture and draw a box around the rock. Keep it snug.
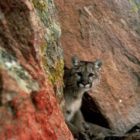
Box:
[127,123,140,133]
[55,0,140,134]
[0,0,73,140]
[105,133,140,140]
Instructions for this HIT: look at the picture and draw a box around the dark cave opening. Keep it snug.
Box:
[81,92,110,129]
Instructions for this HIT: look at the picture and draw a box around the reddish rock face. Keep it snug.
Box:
[0,0,73,140]
[55,0,140,133]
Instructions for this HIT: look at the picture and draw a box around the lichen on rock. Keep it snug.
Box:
[0,48,39,94]
[0,0,72,139]
[32,0,64,99]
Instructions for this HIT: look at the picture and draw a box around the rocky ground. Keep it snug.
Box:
[81,93,140,140]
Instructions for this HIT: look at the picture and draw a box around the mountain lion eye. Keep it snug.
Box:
[89,73,94,77]
[77,72,82,77]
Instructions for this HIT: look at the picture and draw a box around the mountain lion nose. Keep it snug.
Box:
[81,81,88,85]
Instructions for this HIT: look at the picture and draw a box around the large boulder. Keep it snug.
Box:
[0,0,73,139]
[55,0,140,134]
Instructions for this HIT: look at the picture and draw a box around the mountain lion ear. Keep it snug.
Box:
[94,59,102,70]
[72,55,79,67]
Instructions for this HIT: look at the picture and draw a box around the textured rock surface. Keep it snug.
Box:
[55,0,140,134]
[0,0,73,140]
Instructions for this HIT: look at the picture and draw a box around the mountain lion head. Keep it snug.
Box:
[69,56,102,91]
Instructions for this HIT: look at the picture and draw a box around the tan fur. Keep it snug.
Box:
[63,56,102,139]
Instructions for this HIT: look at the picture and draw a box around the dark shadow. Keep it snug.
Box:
[81,92,110,129]
[127,124,140,133]
[0,72,3,106]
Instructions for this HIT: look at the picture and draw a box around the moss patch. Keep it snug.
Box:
[32,0,48,12]
[128,0,140,13]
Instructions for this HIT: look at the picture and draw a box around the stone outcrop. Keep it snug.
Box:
[55,0,140,134]
[0,0,140,139]
[0,0,73,140]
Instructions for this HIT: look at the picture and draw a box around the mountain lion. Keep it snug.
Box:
[63,56,102,139]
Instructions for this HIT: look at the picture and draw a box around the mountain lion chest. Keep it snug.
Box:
[65,97,82,122]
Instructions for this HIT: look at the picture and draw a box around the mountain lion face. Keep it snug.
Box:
[70,56,102,91]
